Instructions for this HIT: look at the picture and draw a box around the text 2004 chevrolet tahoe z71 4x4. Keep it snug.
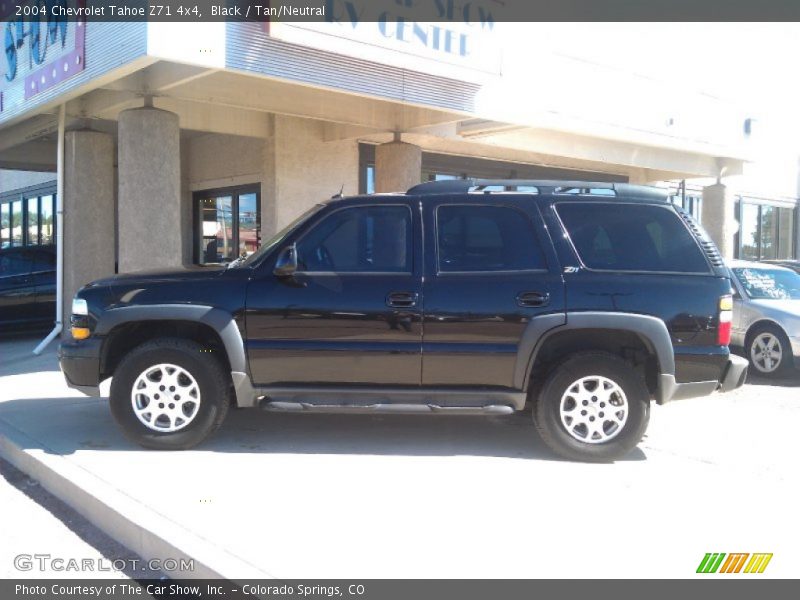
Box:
[59,180,748,461]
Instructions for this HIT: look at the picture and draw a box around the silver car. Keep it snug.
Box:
[728,260,800,376]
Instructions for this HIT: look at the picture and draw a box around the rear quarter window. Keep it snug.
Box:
[556,202,710,273]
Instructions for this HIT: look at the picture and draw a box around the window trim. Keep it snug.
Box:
[192,184,261,265]
[735,198,796,261]
[553,200,714,276]
[433,203,549,276]
[293,203,415,276]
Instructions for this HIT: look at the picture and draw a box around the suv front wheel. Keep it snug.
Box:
[110,337,231,450]
[533,352,650,462]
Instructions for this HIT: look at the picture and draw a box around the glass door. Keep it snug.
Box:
[194,186,261,265]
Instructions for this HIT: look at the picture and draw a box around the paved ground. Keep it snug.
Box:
[0,334,798,579]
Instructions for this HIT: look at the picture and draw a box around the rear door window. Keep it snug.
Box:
[436,205,547,272]
[556,202,709,273]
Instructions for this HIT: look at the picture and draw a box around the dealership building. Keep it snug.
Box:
[1,9,799,327]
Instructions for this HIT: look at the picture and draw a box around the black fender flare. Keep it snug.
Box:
[515,311,675,391]
[95,304,247,374]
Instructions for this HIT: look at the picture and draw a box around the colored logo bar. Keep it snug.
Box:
[697,553,773,574]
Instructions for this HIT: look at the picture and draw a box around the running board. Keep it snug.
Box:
[260,401,515,416]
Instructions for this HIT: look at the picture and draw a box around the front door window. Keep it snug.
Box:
[194,186,261,265]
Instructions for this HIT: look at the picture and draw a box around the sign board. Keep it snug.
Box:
[269,0,503,82]
[1,0,86,113]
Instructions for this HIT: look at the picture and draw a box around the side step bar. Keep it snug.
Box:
[260,401,515,416]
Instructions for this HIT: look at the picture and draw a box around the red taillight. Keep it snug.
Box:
[718,318,732,345]
[718,295,733,345]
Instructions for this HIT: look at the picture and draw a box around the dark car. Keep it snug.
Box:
[59,180,747,462]
[0,245,56,332]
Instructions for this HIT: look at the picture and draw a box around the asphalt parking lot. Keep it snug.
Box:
[0,335,798,579]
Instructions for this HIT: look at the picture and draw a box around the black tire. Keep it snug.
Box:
[109,337,231,450]
[533,352,650,462]
[746,324,792,378]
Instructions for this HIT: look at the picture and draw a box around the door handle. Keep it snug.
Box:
[387,291,418,308]
[517,291,550,307]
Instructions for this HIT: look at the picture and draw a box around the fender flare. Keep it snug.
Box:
[95,304,247,373]
[516,311,675,391]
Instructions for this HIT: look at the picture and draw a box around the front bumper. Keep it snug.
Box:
[58,337,103,396]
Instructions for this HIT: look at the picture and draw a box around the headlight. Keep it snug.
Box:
[72,297,88,316]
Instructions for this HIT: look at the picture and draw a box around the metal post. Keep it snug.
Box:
[33,104,66,355]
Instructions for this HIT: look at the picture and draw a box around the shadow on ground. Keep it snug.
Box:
[0,397,647,462]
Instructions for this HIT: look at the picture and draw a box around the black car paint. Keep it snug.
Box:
[0,245,56,331]
[60,192,734,399]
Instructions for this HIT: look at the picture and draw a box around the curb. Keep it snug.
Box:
[0,415,270,580]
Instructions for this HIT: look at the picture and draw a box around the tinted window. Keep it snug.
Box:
[436,205,546,272]
[297,206,412,273]
[0,250,32,277]
[557,203,709,273]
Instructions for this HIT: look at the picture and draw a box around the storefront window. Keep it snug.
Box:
[740,203,759,260]
[238,193,259,256]
[759,205,777,260]
[11,200,23,246]
[737,200,797,261]
[0,193,55,249]
[194,186,261,265]
[40,195,54,245]
[0,203,9,249]
[778,207,795,259]
[27,197,39,245]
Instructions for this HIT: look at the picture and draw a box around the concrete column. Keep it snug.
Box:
[117,107,181,272]
[375,141,421,193]
[701,182,736,259]
[63,129,115,330]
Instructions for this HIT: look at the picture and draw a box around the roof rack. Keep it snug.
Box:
[406,178,669,201]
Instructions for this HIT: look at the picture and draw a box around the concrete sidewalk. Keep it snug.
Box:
[1,335,799,578]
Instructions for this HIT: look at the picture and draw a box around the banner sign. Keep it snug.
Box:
[1,0,86,112]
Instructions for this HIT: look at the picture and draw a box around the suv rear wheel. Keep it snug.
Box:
[533,352,650,462]
[110,337,231,450]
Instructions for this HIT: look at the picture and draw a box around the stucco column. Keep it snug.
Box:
[117,107,181,272]
[63,129,115,331]
[375,140,422,193]
[701,182,736,259]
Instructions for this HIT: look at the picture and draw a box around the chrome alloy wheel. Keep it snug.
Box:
[131,363,201,432]
[750,332,783,374]
[559,376,629,444]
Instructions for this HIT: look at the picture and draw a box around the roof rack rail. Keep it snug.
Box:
[406,178,669,201]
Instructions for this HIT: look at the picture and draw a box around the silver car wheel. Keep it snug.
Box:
[559,375,629,444]
[131,363,201,432]
[750,332,783,374]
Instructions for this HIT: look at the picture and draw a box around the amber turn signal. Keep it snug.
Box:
[71,327,91,340]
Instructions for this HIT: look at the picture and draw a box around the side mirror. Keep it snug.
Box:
[273,245,298,277]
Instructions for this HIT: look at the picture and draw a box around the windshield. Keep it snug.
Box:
[234,204,324,268]
[731,267,800,300]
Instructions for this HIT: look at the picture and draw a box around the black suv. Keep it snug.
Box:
[59,180,748,461]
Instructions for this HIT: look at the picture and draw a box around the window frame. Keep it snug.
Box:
[553,200,713,276]
[293,203,415,276]
[192,184,261,265]
[735,198,796,261]
[433,203,549,276]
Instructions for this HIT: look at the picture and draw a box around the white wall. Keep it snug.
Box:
[265,115,359,236]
